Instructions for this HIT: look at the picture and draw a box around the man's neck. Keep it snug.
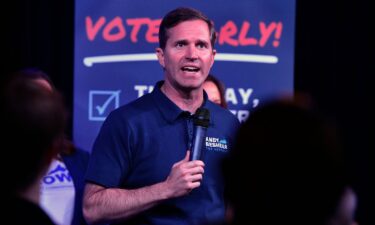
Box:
[161,82,203,113]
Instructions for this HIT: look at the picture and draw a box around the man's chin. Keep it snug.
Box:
[178,82,203,92]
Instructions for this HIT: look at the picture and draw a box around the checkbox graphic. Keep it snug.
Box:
[89,90,121,121]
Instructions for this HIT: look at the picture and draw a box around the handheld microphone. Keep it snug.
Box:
[190,107,210,161]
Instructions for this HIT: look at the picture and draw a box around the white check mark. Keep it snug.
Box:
[96,93,117,115]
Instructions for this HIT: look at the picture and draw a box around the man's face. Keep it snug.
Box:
[156,20,216,91]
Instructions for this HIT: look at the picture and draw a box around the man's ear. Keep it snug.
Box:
[156,48,165,68]
[210,49,216,68]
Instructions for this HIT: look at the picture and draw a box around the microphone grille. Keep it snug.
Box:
[194,107,210,127]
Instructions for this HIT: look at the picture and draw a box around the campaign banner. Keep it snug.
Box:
[74,0,296,151]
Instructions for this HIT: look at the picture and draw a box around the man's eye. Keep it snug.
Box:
[176,43,185,48]
[197,43,207,49]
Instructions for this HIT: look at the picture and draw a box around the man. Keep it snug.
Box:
[2,74,67,224]
[83,7,240,225]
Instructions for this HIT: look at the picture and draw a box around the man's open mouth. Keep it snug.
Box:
[181,66,200,72]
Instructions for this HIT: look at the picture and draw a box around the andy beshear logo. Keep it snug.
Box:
[205,136,228,152]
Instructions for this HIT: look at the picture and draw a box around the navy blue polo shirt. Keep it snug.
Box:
[86,81,240,225]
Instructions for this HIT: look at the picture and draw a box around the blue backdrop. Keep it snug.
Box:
[74,0,296,152]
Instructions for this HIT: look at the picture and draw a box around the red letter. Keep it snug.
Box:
[259,22,277,47]
[103,16,126,42]
[146,19,161,43]
[238,21,258,46]
[273,22,283,47]
[218,21,238,46]
[86,16,106,41]
[126,18,149,43]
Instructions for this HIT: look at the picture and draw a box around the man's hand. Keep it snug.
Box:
[164,151,205,197]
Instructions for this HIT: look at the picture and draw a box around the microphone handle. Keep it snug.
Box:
[190,126,207,161]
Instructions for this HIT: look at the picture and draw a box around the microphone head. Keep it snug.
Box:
[194,107,210,128]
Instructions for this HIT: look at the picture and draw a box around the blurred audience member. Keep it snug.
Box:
[2,74,67,224]
[222,96,357,225]
[203,74,228,108]
[10,68,89,225]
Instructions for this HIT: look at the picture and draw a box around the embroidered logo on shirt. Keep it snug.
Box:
[205,136,228,152]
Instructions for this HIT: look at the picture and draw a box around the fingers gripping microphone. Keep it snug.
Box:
[190,107,210,161]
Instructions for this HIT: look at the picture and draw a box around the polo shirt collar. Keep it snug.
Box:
[151,81,210,123]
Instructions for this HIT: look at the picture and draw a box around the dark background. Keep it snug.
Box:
[4,1,373,224]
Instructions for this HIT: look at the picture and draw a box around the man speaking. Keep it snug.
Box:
[83,7,239,225]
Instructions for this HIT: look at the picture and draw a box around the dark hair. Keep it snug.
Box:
[7,68,76,155]
[205,74,228,109]
[223,99,349,225]
[158,7,216,49]
[1,77,67,193]
[10,68,54,89]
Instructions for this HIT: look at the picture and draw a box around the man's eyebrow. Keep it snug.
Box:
[196,40,209,45]
[174,40,188,45]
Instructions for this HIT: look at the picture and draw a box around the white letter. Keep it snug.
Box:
[225,88,238,105]
[134,85,148,97]
[238,88,253,105]
[237,110,249,123]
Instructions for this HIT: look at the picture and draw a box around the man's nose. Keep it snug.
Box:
[185,45,198,60]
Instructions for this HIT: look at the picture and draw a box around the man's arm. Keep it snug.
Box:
[83,151,204,224]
